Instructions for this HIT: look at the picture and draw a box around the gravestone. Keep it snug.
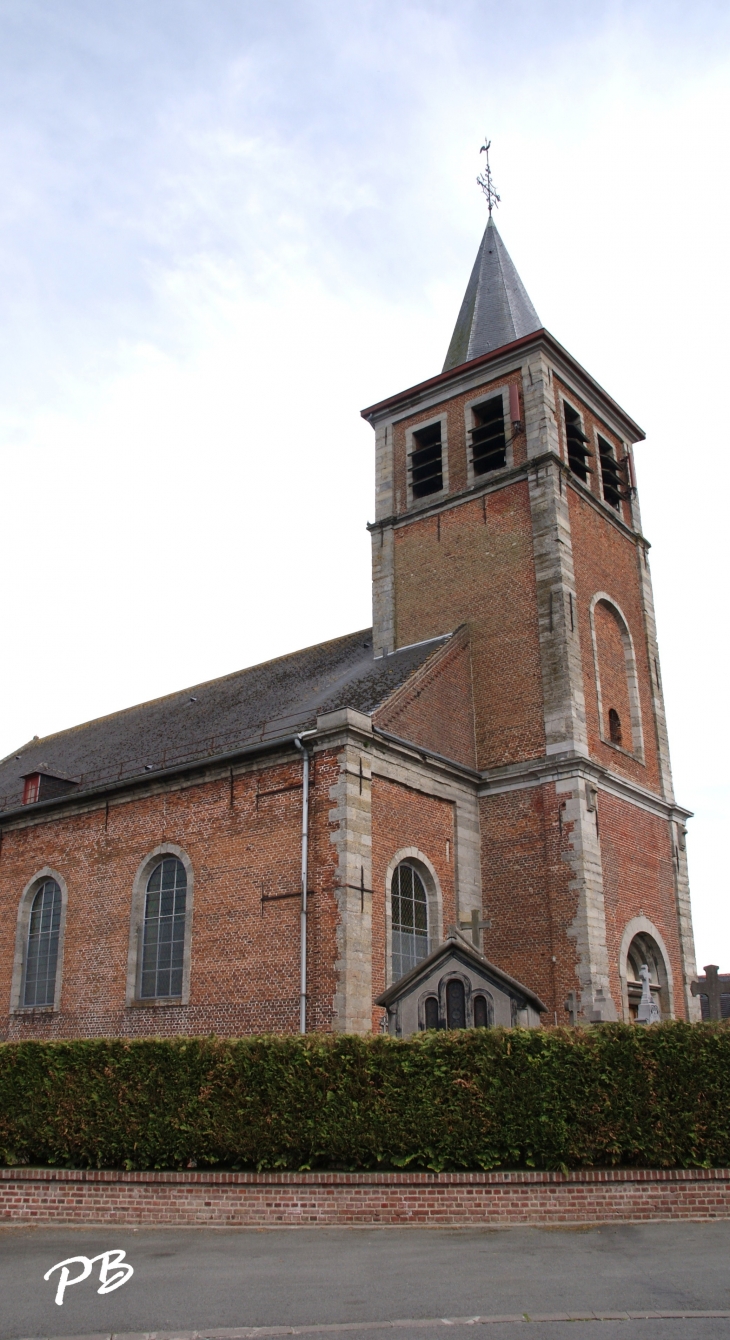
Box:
[691,964,722,1020]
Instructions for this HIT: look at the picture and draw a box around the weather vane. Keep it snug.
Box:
[477,138,500,216]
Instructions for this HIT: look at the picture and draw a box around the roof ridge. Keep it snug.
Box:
[373,627,465,722]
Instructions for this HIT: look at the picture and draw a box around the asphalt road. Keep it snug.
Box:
[1,1222,730,1340]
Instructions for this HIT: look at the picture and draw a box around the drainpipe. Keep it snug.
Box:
[294,732,316,1033]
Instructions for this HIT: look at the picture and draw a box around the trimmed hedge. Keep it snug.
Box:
[1,1023,730,1172]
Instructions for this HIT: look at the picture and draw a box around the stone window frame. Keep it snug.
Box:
[591,424,629,516]
[404,412,449,510]
[618,916,675,1021]
[589,591,645,763]
[10,867,69,1014]
[463,385,513,489]
[559,392,596,493]
[125,843,195,1008]
[415,977,497,1031]
[417,988,441,1031]
[472,988,495,1028]
[439,969,474,1028]
[384,848,443,989]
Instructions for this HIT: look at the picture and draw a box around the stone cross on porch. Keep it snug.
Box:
[459,908,491,950]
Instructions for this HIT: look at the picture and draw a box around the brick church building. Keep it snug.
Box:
[0,204,699,1039]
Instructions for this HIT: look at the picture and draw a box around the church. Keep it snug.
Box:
[0,180,699,1039]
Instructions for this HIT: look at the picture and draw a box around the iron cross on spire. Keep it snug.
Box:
[477,138,501,216]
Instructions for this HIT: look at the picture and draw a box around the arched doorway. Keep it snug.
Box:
[625,931,669,1021]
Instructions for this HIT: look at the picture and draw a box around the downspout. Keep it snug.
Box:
[294,732,316,1033]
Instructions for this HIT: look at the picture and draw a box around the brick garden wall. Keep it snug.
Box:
[2,1167,729,1227]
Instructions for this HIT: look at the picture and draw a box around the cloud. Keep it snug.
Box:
[0,0,729,962]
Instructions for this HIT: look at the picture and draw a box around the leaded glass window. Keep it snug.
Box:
[473,993,494,1028]
[446,978,466,1029]
[391,862,428,981]
[424,996,439,1029]
[140,857,187,999]
[24,879,62,1007]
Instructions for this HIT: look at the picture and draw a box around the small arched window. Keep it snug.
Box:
[608,708,622,745]
[446,978,466,1029]
[424,996,439,1029]
[391,862,429,981]
[23,879,62,1007]
[473,993,494,1028]
[140,857,187,999]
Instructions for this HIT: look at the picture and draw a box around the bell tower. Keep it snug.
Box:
[361,160,699,1025]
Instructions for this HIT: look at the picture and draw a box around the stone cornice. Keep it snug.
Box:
[477,751,691,823]
[0,733,307,832]
[0,712,688,835]
[368,451,647,549]
[361,329,645,445]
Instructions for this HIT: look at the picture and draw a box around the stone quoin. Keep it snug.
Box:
[0,204,698,1039]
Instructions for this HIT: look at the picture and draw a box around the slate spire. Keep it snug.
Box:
[442,215,541,372]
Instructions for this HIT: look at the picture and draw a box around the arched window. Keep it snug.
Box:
[391,862,429,981]
[446,978,466,1029]
[140,857,187,999]
[424,996,439,1029]
[473,993,494,1028]
[23,879,62,1007]
[589,594,644,760]
[608,708,622,745]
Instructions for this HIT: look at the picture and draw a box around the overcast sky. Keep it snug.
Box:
[1,0,728,969]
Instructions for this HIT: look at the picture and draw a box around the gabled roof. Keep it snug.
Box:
[375,933,548,1014]
[0,630,451,814]
[442,216,541,371]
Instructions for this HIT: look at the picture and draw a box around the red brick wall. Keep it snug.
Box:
[0,750,342,1041]
[598,790,685,1018]
[568,488,661,792]
[3,1166,729,1228]
[371,776,456,1028]
[553,375,633,529]
[593,600,634,747]
[392,487,545,770]
[392,371,526,514]
[374,630,477,768]
[479,783,578,1020]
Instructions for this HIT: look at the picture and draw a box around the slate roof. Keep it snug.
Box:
[375,933,549,1015]
[442,216,541,371]
[0,629,451,814]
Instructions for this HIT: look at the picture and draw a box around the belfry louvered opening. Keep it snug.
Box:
[410,422,443,499]
[470,396,506,476]
[598,435,630,510]
[564,402,593,482]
